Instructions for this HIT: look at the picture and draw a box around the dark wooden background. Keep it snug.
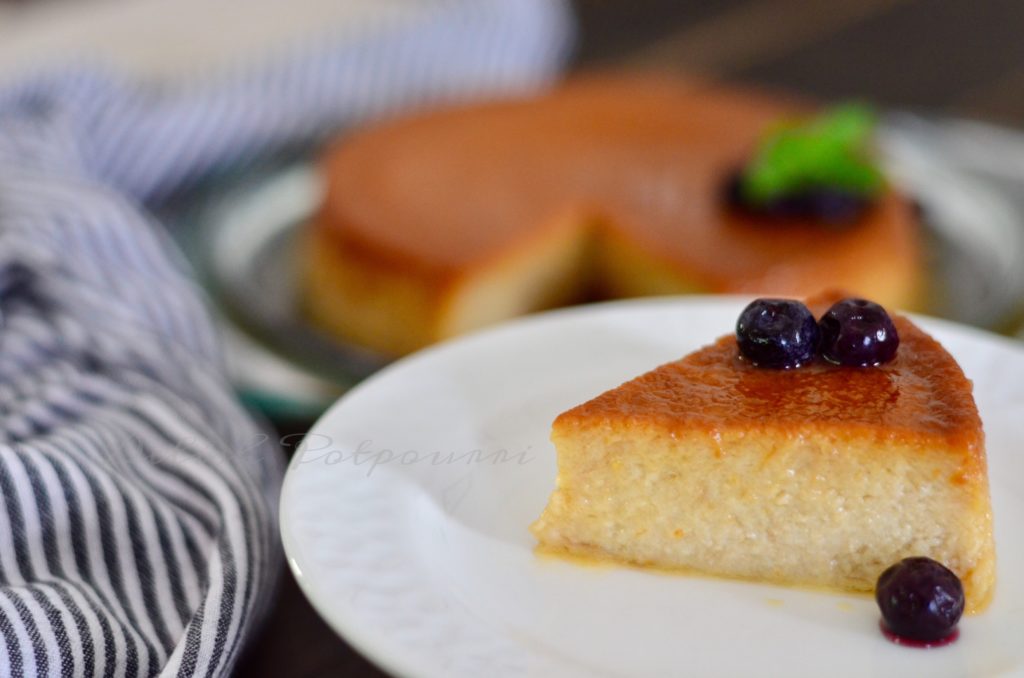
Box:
[236,1,1024,676]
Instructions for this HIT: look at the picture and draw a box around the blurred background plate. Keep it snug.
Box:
[168,113,1024,421]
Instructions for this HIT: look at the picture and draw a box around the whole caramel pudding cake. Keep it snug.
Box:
[530,293,995,613]
[304,75,922,356]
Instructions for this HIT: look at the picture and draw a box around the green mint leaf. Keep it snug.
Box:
[740,103,884,205]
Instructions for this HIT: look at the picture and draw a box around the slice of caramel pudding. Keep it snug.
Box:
[304,75,921,356]
[531,293,995,612]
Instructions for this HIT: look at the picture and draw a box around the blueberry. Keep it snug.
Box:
[722,171,869,225]
[876,557,964,642]
[736,299,819,369]
[800,189,870,224]
[818,298,899,366]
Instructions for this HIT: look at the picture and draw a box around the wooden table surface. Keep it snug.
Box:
[236,1,1024,675]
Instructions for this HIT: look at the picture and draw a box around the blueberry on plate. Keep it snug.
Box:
[876,557,964,642]
[736,299,819,369]
[819,298,899,366]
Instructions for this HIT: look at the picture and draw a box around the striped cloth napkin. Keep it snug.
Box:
[0,2,572,676]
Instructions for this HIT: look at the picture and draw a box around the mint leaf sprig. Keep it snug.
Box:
[740,104,885,206]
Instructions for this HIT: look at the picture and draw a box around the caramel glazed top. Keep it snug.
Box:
[557,297,984,481]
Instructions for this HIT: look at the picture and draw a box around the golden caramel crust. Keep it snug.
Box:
[557,312,984,470]
[317,73,920,295]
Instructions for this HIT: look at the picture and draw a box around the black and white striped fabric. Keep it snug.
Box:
[0,2,572,675]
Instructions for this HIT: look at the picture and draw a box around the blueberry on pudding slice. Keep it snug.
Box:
[819,297,899,366]
[736,298,819,368]
[532,291,995,614]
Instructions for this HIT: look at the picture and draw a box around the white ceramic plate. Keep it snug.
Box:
[280,297,1024,678]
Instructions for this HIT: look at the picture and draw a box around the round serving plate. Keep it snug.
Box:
[279,296,1024,678]
[170,114,1024,417]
